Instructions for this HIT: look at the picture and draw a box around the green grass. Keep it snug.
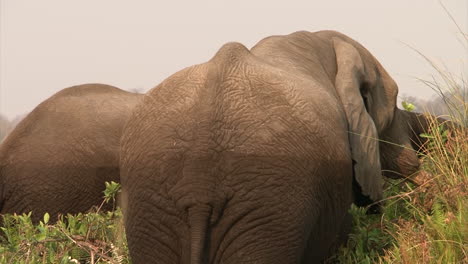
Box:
[328,120,467,263]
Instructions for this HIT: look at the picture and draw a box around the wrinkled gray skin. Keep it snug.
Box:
[120,31,434,264]
[0,84,142,223]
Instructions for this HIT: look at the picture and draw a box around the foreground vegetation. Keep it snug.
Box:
[328,114,467,263]
[0,182,128,263]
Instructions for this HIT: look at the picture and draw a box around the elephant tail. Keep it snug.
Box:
[188,204,212,264]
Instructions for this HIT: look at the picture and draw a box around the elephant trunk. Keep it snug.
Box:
[188,204,212,264]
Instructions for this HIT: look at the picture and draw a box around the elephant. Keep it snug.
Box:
[120,30,438,263]
[0,84,143,223]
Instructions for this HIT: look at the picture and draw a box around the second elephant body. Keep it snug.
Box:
[0,84,142,222]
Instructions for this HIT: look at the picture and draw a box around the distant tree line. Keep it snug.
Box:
[401,89,467,124]
[0,114,25,142]
[0,115,11,142]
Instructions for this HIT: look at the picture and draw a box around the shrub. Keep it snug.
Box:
[0,181,128,264]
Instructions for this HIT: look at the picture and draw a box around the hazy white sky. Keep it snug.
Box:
[1,0,467,119]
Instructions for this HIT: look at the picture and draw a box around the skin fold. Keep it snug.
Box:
[119,30,435,263]
[0,84,142,223]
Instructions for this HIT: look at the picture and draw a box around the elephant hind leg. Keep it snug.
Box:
[125,199,182,263]
[125,193,212,264]
[208,202,305,264]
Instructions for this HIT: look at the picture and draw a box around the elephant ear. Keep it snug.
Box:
[333,38,383,202]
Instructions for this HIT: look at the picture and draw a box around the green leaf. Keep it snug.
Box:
[35,232,47,242]
[43,213,50,224]
[103,181,121,203]
[402,101,416,112]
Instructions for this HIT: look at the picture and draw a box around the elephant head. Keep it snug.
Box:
[332,35,431,200]
[331,35,450,182]
[252,31,433,205]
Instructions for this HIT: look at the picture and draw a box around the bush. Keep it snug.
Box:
[0,182,128,264]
